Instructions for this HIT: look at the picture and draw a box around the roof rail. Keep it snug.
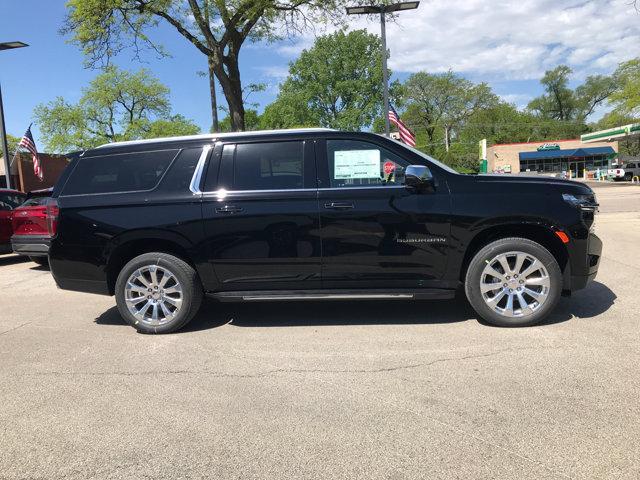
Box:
[95,128,336,149]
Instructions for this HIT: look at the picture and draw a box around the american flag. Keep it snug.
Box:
[388,105,416,147]
[18,124,42,181]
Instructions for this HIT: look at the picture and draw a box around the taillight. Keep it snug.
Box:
[46,198,59,237]
[617,169,622,174]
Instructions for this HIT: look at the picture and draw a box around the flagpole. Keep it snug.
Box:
[0,82,12,189]
[380,8,391,138]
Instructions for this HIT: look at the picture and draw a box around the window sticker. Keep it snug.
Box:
[334,149,380,179]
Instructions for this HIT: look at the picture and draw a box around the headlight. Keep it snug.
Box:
[562,193,598,211]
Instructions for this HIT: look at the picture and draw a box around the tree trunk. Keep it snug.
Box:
[444,125,450,152]
[214,50,245,132]
[208,56,219,133]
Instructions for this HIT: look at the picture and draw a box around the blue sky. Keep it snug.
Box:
[1,0,638,147]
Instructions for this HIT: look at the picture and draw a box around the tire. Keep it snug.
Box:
[115,252,203,334]
[29,256,48,267]
[624,173,633,181]
[464,237,562,327]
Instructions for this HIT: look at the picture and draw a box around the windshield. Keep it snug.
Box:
[387,137,460,174]
[19,197,48,207]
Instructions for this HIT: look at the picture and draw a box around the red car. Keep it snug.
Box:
[0,189,27,254]
[10,192,53,266]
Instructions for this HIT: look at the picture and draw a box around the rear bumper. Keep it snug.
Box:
[11,235,51,257]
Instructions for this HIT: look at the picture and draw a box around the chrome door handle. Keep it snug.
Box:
[215,205,244,214]
[324,202,354,210]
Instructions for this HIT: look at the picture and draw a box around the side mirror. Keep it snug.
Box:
[404,165,434,192]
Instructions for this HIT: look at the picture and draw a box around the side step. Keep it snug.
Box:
[207,288,456,302]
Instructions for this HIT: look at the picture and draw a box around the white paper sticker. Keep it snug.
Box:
[334,150,380,179]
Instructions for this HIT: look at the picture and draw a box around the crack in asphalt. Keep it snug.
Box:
[17,345,545,378]
[0,322,30,336]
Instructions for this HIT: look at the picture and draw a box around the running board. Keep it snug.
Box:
[207,289,456,302]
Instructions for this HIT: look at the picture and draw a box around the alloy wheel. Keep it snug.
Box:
[480,251,550,318]
[124,265,183,326]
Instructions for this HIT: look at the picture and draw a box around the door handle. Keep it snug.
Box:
[215,205,244,214]
[324,202,354,210]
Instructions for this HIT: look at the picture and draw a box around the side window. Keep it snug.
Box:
[158,148,202,193]
[0,193,26,210]
[232,141,304,191]
[326,140,409,188]
[62,149,178,195]
[628,163,636,169]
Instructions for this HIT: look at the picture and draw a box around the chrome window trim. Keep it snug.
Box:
[200,185,407,196]
[189,145,212,195]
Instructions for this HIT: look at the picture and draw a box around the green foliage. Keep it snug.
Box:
[34,66,199,152]
[218,110,261,132]
[4,134,21,159]
[400,71,499,145]
[63,0,384,131]
[261,30,384,131]
[527,65,616,123]
[260,92,319,130]
[144,115,200,139]
[610,58,640,117]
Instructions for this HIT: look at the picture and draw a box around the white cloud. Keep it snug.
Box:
[499,93,533,108]
[271,0,640,80]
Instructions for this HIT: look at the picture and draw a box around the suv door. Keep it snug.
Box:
[200,138,321,291]
[317,138,450,289]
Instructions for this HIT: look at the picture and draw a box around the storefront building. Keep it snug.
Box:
[486,139,618,177]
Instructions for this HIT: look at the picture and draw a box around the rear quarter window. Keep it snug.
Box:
[61,149,178,196]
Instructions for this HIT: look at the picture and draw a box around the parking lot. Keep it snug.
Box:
[1,182,639,480]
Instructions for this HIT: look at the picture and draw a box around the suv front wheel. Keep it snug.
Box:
[465,238,562,327]
[115,252,203,334]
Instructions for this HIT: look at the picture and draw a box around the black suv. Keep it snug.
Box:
[47,129,601,333]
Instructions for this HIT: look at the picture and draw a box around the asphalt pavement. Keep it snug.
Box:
[1,183,638,479]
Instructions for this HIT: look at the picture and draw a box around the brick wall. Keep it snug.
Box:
[486,139,618,174]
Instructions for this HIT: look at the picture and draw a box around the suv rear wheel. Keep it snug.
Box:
[115,252,203,334]
[465,238,562,327]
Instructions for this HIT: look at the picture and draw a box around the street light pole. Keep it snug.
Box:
[0,82,10,189]
[0,41,29,190]
[346,2,419,138]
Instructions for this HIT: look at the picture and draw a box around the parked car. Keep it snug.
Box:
[608,162,640,181]
[10,195,51,266]
[48,129,602,333]
[0,189,27,254]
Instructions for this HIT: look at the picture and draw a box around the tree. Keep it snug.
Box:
[34,66,199,152]
[527,65,615,123]
[263,30,382,130]
[219,109,261,132]
[63,0,372,132]
[401,71,499,152]
[609,58,640,118]
[262,30,385,131]
[260,91,318,130]
[4,134,20,160]
[527,66,576,121]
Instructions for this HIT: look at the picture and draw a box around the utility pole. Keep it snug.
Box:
[346,2,419,137]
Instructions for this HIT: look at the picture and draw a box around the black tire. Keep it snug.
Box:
[115,252,203,334]
[624,172,633,181]
[29,256,48,267]
[464,237,562,327]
